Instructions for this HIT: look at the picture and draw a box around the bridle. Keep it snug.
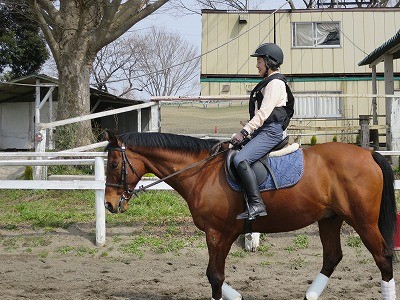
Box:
[105,141,230,212]
[105,143,141,211]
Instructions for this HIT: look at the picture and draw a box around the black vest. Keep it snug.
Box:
[249,73,294,130]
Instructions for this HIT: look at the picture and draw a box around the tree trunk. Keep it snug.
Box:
[56,56,93,149]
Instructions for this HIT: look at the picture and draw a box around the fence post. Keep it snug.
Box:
[391,96,400,167]
[137,108,142,132]
[34,129,47,180]
[359,115,370,149]
[150,101,160,132]
[95,157,106,247]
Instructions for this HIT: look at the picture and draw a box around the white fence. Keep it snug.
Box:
[0,150,398,249]
[0,94,399,248]
[0,151,173,247]
[0,152,107,246]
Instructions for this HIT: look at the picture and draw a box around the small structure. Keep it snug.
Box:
[359,29,400,154]
[0,74,155,150]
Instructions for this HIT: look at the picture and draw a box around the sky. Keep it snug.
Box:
[118,0,302,99]
[43,1,305,98]
[133,0,302,50]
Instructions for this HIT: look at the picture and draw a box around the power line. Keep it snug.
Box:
[320,7,368,56]
[99,1,290,85]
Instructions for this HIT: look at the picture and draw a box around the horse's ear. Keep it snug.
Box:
[104,130,119,147]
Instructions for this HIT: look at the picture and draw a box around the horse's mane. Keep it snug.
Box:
[112,132,221,154]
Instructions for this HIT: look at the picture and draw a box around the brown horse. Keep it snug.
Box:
[104,131,397,300]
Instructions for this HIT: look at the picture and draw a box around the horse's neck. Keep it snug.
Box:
[140,148,207,179]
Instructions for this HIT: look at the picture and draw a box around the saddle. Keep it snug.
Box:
[225,136,300,189]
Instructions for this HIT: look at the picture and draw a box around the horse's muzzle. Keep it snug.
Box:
[104,201,118,213]
[105,197,128,213]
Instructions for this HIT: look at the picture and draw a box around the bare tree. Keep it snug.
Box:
[91,37,143,98]
[170,0,265,14]
[7,0,169,148]
[302,0,400,8]
[91,27,200,98]
[134,27,200,96]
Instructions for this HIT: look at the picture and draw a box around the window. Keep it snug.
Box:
[292,22,340,48]
[294,92,342,118]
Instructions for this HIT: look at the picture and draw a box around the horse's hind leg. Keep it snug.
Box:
[305,216,343,300]
[354,224,396,299]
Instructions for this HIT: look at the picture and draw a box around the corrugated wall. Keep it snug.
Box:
[201,9,400,77]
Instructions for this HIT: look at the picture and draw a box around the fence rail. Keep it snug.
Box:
[0,155,106,247]
[0,150,398,247]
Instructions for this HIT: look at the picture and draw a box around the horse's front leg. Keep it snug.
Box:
[205,228,237,300]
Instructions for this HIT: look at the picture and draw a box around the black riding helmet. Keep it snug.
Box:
[250,43,284,65]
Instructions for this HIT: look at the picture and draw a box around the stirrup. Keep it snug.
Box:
[236,208,267,220]
[238,192,267,220]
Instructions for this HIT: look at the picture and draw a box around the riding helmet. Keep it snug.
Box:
[250,43,284,65]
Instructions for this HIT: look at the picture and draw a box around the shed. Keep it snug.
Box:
[0,74,152,150]
[359,29,400,153]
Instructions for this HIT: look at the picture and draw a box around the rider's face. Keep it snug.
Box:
[256,57,267,77]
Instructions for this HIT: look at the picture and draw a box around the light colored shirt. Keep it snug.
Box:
[243,71,288,134]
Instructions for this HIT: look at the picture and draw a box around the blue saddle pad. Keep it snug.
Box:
[226,149,304,192]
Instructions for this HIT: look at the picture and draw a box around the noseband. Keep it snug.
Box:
[105,143,141,211]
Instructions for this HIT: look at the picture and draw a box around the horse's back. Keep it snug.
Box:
[303,142,380,177]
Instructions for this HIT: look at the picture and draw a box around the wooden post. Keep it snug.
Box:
[137,108,142,132]
[392,95,400,167]
[49,90,54,150]
[150,101,161,132]
[95,156,106,247]
[359,115,370,149]
[384,54,394,151]
[371,66,378,125]
[370,128,379,151]
[34,79,45,180]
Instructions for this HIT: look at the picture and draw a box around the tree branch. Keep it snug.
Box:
[26,0,60,64]
[101,0,169,48]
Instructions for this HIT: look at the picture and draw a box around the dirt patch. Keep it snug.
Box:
[1,222,399,300]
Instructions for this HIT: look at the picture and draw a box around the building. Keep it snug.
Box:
[0,74,155,150]
[201,8,400,144]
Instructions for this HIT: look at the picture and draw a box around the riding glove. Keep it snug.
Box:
[230,129,249,146]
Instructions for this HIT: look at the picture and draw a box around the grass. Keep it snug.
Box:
[0,189,202,257]
[285,234,309,253]
[161,105,247,135]
[0,189,190,229]
[1,187,399,260]
[119,234,190,258]
[346,235,363,248]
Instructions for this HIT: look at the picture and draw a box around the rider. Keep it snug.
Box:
[230,42,293,220]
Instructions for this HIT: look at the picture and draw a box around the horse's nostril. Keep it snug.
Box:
[105,202,111,210]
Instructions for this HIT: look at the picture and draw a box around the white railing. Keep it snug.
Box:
[1,150,398,250]
[34,101,160,179]
[0,152,107,247]
[0,151,173,247]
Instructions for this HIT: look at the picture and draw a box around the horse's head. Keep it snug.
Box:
[103,130,146,213]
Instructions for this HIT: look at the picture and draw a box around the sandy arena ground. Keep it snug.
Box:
[1,221,400,300]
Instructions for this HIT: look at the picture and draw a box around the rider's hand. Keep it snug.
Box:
[230,129,249,146]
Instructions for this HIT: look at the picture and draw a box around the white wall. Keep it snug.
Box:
[0,103,32,149]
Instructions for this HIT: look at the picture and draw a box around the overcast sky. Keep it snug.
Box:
[133,0,303,49]
[43,1,305,98]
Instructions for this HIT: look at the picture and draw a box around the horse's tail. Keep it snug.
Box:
[372,151,397,251]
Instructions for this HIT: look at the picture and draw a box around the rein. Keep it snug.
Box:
[106,141,230,212]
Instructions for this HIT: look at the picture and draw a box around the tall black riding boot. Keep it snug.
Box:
[236,160,267,220]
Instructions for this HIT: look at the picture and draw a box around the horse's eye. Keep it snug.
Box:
[110,162,118,169]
